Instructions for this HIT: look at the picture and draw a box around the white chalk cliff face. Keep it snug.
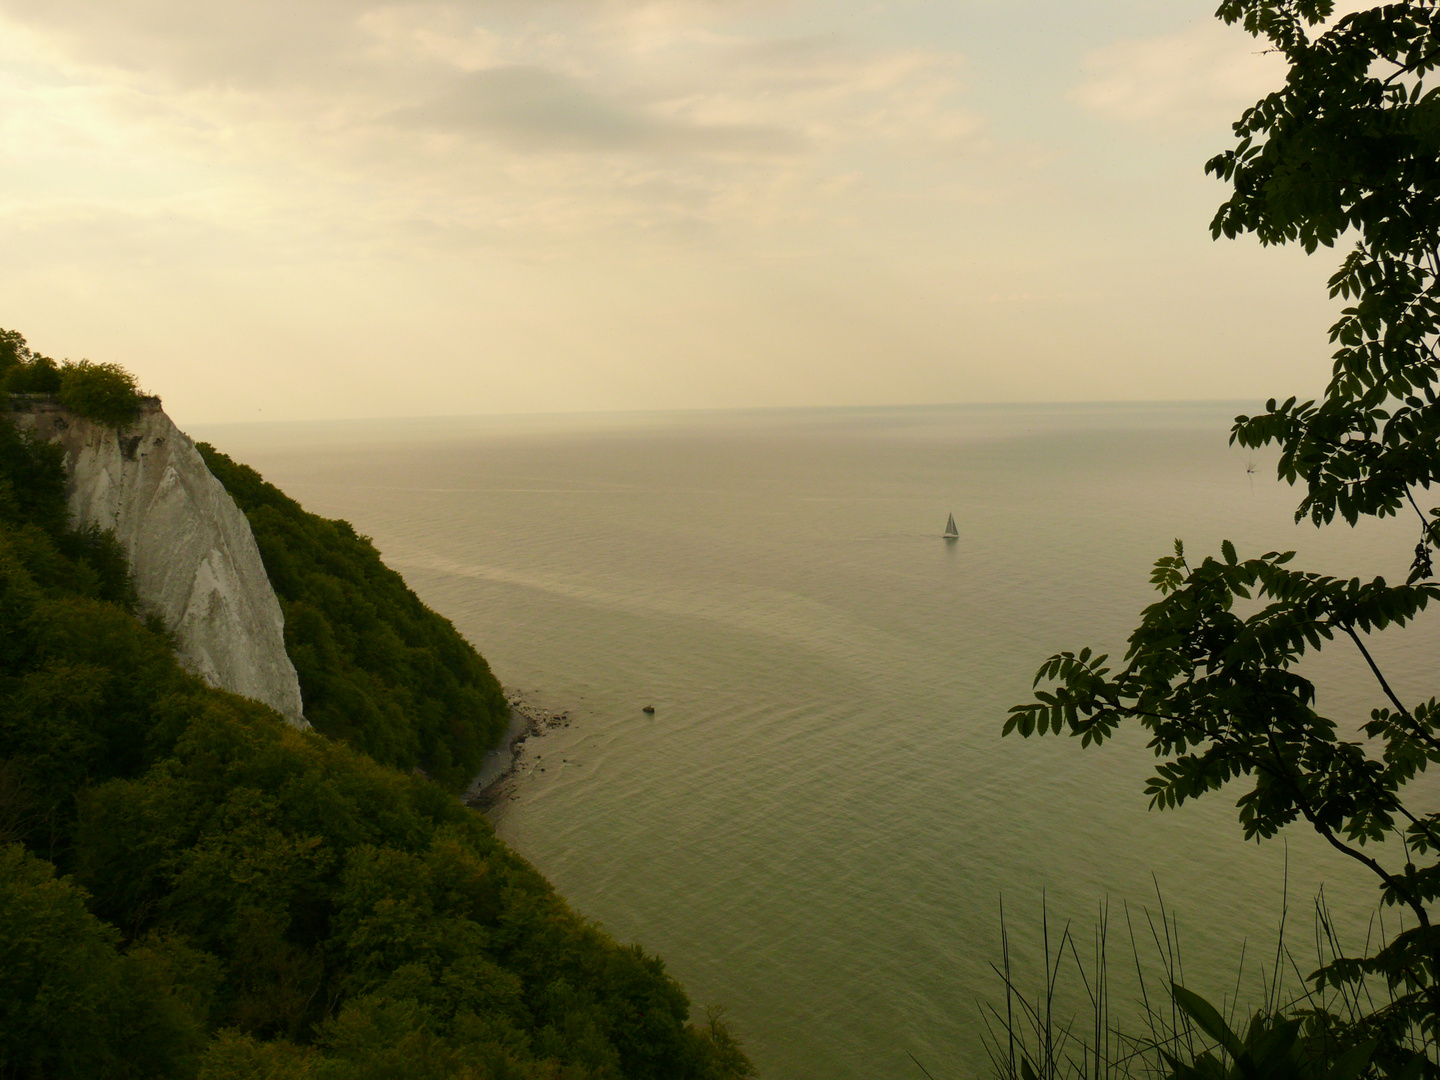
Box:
[12,397,307,728]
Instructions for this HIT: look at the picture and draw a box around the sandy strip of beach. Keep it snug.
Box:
[463,691,573,810]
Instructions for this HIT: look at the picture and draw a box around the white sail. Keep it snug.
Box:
[943,512,958,538]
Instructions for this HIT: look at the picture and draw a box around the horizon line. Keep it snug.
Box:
[184,396,1267,431]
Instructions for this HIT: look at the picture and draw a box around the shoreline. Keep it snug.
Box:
[463,690,573,811]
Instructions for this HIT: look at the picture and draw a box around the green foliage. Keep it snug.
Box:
[3,352,61,395]
[1007,1,1440,1074]
[1,327,61,396]
[0,844,209,1079]
[0,328,26,373]
[0,405,751,1079]
[57,359,143,427]
[1163,984,1380,1080]
[1006,548,1440,852]
[1,328,147,427]
[57,684,747,1078]
[194,443,509,789]
[1208,1,1440,568]
[984,893,1413,1080]
[0,411,66,532]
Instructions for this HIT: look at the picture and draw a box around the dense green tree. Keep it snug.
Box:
[0,844,210,1079]
[1008,0,1440,1072]
[0,329,28,375]
[2,353,61,395]
[2,331,142,424]
[0,411,66,531]
[57,360,143,427]
[64,676,747,1078]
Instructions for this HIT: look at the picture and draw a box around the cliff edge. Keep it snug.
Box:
[10,395,307,727]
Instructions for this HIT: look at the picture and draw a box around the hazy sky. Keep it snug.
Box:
[0,1,1348,424]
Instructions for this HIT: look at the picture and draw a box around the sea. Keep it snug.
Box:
[190,402,1437,1080]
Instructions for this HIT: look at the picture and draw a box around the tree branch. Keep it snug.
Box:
[1340,624,1440,755]
[1260,731,1432,932]
[1405,484,1432,534]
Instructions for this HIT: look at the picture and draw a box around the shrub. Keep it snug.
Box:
[0,329,28,377]
[1,328,145,419]
[3,353,61,395]
[57,360,143,427]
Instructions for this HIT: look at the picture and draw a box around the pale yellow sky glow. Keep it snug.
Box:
[0,1,1344,424]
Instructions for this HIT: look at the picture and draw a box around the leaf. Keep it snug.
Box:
[1324,1039,1377,1080]
[1385,1051,1426,1080]
[1171,984,1243,1061]
[1222,540,1238,566]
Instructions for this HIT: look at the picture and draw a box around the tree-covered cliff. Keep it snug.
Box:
[195,443,507,789]
[0,389,753,1079]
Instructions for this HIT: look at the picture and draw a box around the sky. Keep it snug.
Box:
[0,1,1352,425]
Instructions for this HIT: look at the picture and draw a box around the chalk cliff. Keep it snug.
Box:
[11,396,307,727]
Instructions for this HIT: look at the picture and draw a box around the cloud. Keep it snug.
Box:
[0,0,987,246]
[0,0,375,90]
[1071,19,1285,127]
[0,0,1339,424]
[391,63,803,156]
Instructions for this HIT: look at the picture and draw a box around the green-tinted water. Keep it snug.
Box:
[194,403,1433,1080]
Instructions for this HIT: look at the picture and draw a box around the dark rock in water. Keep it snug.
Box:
[642,705,656,714]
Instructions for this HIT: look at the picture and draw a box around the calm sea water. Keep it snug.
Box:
[192,403,1435,1080]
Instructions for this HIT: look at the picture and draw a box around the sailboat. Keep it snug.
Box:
[942,512,959,540]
